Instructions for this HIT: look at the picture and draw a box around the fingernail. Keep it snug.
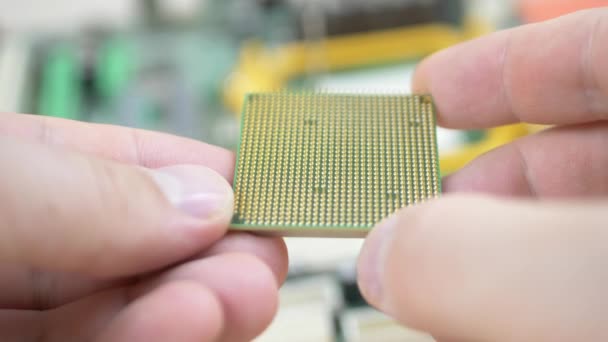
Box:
[358,214,399,309]
[146,165,233,220]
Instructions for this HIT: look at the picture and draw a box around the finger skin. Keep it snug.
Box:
[202,233,289,285]
[0,113,235,181]
[0,310,42,341]
[30,282,224,342]
[133,253,280,342]
[359,195,608,341]
[0,234,287,311]
[443,122,608,197]
[95,282,224,342]
[25,253,278,341]
[0,233,288,311]
[0,136,232,277]
[0,265,121,310]
[0,113,286,313]
[413,8,608,128]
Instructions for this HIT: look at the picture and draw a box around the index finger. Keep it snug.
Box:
[0,113,236,181]
[413,8,608,129]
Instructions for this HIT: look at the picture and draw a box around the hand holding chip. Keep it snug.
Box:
[358,8,608,341]
[0,7,606,342]
[0,117,287,341]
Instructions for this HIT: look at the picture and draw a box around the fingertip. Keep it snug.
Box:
[203,233,289,285]
[149,253,280,342]
[358,195,608,340]
[412,46,449,96]
[147,164,234,223]
[268,236,289,284]
[145,164,237,262]
[357,215,400,310]
[358,196,480,326]
[411,30,515,129]
[212,253,280,341]
[411,58,431,94]
[359,194,529,334]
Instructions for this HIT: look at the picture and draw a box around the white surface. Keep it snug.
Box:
[0,36,29,111]
[342,308,435,342]
[0,0,137,33]
[157,0,207,20]
[254,276,341,342]
[286,237,364,272]
[313,63,415,94]
[254,302,335,342]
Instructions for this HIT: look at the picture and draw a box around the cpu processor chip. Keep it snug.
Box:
[230,92,441,237]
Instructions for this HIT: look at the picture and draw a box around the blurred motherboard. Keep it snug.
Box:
[1,0,483,147]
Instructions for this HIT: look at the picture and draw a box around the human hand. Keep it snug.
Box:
[0,114,287,341]
[358,8,608,341]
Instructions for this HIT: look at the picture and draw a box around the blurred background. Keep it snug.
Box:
[0,0,604,340]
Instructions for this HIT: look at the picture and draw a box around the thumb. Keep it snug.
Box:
[0,136,233,278]
[357,194,608,341]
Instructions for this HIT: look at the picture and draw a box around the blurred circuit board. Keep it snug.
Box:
[2,0,479,152]
[24,29,241,148]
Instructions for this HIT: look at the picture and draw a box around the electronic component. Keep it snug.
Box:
[290,0,465,38]
[37,44,82,119]
[224,0,480,113]
[231,92,441,237]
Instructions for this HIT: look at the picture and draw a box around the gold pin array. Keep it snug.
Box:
[231,92,440,237]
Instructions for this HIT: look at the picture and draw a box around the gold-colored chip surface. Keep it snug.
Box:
[231,92,440,237]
